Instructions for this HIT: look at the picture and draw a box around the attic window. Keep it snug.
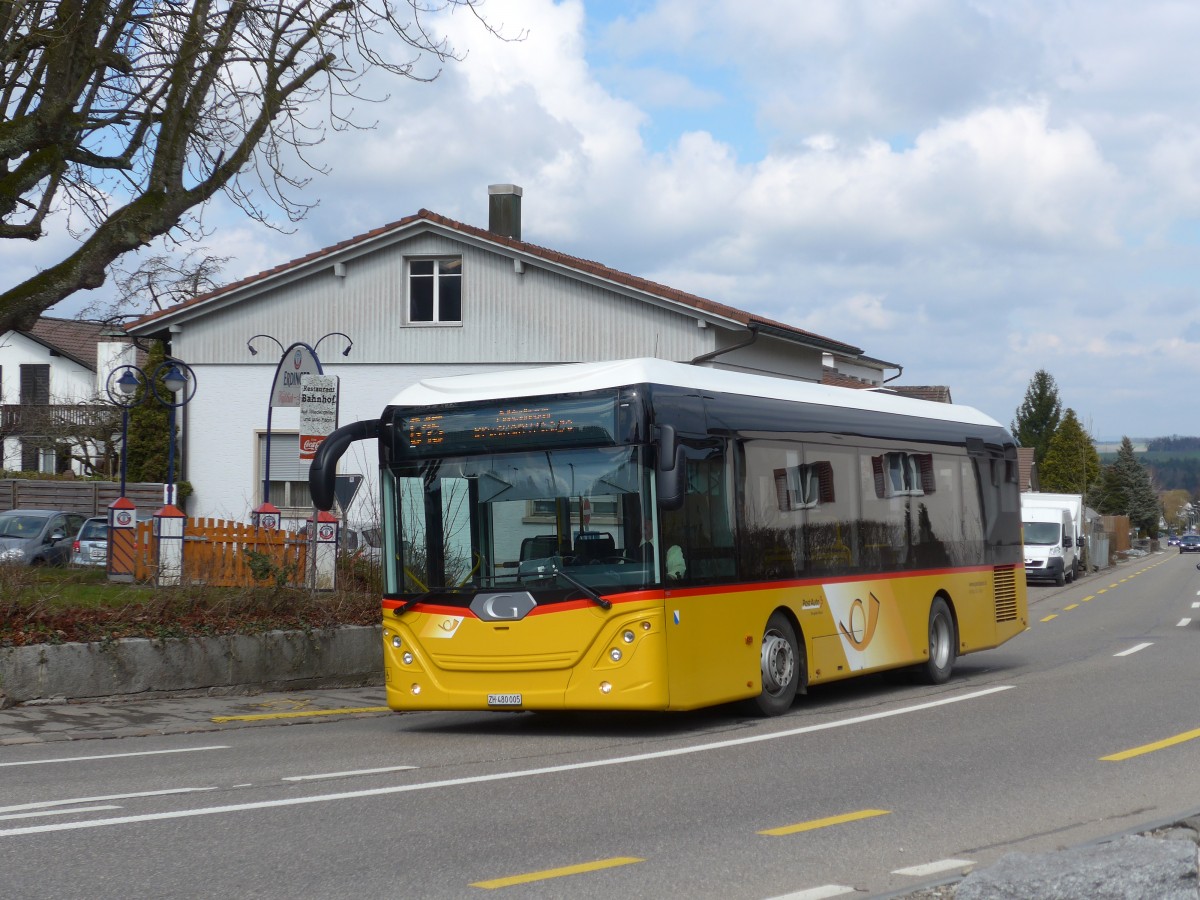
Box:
[408,258,462,325]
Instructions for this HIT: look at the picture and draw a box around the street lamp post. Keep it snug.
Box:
[101,359,196,584]
[103,365,147,584]
[104,365,146,499]
[149,359,196,587]
[153,360,197,508]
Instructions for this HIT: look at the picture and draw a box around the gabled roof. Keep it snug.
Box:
[889,385,953,404]
[128,210,862,357]
[16,317,109,370]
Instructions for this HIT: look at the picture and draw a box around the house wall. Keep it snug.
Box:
[168,234,718,366]
[0,332,99,473]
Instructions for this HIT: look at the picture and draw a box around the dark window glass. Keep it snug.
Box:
[440,274,462,321]
[409,277,434,322]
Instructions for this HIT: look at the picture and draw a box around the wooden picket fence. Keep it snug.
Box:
[133,517,309,587]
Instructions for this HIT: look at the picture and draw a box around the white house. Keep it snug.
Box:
[0,318,136,475]
[126,184,896,529]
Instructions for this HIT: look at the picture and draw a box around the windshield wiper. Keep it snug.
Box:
[392,586,471,616]
[550,563,611,610]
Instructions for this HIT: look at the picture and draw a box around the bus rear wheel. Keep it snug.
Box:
[916,597,956,684]
[746,612,801,717]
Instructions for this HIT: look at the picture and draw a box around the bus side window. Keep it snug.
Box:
[662,440,736,584]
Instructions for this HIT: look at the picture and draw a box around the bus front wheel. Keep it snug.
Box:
[746,612,801,717]
[917,597,956,684]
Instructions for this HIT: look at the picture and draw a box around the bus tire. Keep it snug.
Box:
[917,597,956,685]
[746,612,801,717]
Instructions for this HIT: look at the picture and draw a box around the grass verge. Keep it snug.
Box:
[0,558,381,647]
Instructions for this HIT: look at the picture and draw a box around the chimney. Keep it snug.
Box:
[488,184,523,240]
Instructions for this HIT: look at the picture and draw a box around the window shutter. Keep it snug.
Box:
[260,434,307,480]
[20,364,49,405]
[816,461,835,503]
[773,468,790,511]
[917,454,935,493]
[871,455,885,498]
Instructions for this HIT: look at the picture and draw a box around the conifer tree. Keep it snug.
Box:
[1012,370,1062,465]
[124,342,173,486]
[1097,437,1160,536]
[1040,409,1100,500]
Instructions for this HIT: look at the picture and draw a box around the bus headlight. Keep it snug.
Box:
[391,635,402,648]
[610,648,622,661]
[622,630,635,643]
[600,682,612,694]
[402,652,414,665]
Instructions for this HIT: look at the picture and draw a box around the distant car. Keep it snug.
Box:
[1179,535,1200,553]
[1168,534,1181,546]
[72,516,109,567]
[0,509,87,566]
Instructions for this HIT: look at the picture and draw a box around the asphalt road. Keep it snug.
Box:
[2,550,1199,899]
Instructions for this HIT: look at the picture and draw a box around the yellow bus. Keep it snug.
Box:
[311,358,1027,717]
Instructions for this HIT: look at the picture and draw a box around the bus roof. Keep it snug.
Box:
[386,358,1003,429]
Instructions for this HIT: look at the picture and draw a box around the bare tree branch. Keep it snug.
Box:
[0,0,520,331]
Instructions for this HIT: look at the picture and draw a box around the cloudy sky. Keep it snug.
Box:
[31,0,1200,440]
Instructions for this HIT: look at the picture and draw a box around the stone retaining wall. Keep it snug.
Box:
[0,626,383,706]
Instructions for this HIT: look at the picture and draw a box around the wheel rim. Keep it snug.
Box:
[930,613,951,669]
[761,628,795,696]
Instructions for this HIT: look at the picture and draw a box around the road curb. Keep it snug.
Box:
[0,625,383,707]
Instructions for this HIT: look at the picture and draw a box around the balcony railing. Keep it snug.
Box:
[1,403,118,435]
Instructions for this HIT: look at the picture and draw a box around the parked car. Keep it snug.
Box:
[0,509,88,566]
[1179,534,1200,553]
[72,515,109,567]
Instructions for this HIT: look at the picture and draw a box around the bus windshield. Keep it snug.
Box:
[384,445,657,601]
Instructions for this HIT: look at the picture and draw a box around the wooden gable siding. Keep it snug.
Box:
[168,234,719,366]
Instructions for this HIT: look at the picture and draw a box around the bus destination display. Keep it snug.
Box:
[399,395,617,454]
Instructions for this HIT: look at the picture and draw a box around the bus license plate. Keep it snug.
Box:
[487,693,522,707]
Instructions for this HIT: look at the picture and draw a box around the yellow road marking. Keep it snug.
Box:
[211,706,390,723]
[1102,728,1200,761]
[759,809,890,836]
[1040,614,1058,622]
[1081,595,1094,602]
[1097,588,1108,594]
[1064,604,1078,611]
[472,857,644,888]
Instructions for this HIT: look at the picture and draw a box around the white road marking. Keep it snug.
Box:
[0,787,218,814]
[0,685,1014,837]
[1114,643,1153,657]
[0,805,122,821]
[893,858,974,877]
[1177,618,1192,627]
[1192,602,1200,609]
[282,766,416,781]
[0,745,230,768]
[764,886,856,900]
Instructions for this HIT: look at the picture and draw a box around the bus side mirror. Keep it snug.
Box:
[655,424,685,511]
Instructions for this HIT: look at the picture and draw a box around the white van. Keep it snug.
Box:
[1022,504,1077,585]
